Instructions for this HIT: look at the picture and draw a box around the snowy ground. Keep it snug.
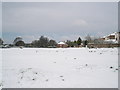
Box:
[0,47,118,88]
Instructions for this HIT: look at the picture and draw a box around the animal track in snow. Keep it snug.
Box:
[17,68,47,85]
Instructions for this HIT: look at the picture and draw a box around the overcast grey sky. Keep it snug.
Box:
[0,2,2,38]
[2,2,118,43]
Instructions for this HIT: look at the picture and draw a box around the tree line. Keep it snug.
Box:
[31,36,57,48]
[0,35,106,48]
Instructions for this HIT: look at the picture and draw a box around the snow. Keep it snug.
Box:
[105,39,118,43]
[0,47,118,88]
[109,32,116,36]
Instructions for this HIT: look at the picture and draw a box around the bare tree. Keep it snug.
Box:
[85,34,92,43]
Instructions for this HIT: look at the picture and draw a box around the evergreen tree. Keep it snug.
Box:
[74,40,77,43]
[38,36,49,48]
[31,40,39,47]
[0,38,3,45]
[13,37,25,46]
[15,41,25,46]
[77,37,82,45]
[66,40,74,47]
[49,39,57,47]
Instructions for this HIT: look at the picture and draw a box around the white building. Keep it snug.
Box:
[57,41,68,48]
[104,32,120,43]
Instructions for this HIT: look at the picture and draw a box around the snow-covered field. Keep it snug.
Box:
[0,47,118,88]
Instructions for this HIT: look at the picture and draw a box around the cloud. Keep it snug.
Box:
[72,19,88,27]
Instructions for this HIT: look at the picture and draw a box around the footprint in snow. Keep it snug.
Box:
[32,78,36,81]
[21,77,23,79]
[35,72,38,74]
[110,66,113,69]
[85,64,88,66]
[60,76,63,77]
[36,50,38,53]
[59,76,65,81]
[17,81,20,84]
[21,71,25,74]
[74,58,76,60]
[45,79,49,82]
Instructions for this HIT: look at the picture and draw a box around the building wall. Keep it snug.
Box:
[115,32,120,43]
[104,32,120,43]
[57,44,68,48]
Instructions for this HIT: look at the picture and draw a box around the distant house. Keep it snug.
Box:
[115,32,120,43]
[100,37,105,41]
[101,32,120,43]
[57,41,68,48]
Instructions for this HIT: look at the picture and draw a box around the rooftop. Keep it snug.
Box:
[58,42,65,45]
